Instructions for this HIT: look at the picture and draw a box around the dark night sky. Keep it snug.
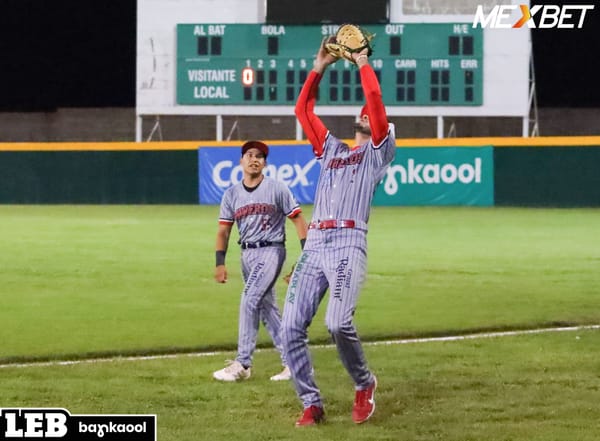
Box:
[1,0,598,111]
[0,0,136,110]
[529,0,600,108]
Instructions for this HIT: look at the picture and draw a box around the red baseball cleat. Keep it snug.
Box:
[295,405,325,426]
[352,376,377,424]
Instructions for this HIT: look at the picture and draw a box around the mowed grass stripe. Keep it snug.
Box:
[1,205,599,361]
[2,324,598,369]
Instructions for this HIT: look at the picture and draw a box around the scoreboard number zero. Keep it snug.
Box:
[176,23,483,107]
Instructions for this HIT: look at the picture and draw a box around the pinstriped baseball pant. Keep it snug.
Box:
[281,228,375,408]
[236,245,287,368]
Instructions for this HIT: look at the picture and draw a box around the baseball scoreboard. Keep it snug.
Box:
[176,23,483,107]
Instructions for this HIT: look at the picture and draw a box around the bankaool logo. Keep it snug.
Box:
[0,408,156,440]
[373,147,494,206]
[473,4,595,29]
[383,158,483,195]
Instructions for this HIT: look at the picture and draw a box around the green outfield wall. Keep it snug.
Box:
[1,138,599,206]
[0,146,198,204]
[494,146,600,207]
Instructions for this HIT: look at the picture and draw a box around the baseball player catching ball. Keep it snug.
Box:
[281,39,396,425]
[213,140,308,382]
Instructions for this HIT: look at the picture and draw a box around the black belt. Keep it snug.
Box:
[308,219,356,230]
[240,241,281,249]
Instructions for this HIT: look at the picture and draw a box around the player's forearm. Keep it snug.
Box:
[295,71,328,156]
[214,230,230,268]
[294,71,321,126]
[292,215,308,243]
[215,230,229,253]
[312,60,330,75]
[359,64,389,144]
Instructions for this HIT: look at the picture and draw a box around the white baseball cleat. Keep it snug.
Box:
[213,360,251,382]
[270,365,292,381]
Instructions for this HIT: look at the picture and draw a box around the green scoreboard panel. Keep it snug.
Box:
[176,24,482,106]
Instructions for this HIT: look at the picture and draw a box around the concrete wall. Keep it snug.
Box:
[0,108,600,142]
[0,107,597,142]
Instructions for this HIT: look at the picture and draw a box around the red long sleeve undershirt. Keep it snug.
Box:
[295,64,389,157]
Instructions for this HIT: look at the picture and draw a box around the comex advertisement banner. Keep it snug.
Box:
[199,145,494,206]
[374,146,494,206]
[199,145,318,204]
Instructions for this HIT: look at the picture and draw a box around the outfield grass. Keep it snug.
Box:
[2,329,599,441]
[2,205,599,440]
[1,205,599,362]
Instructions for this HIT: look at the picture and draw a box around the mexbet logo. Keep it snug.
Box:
[212,158,318,188]
[473,4,594,29]
[383,158,482,195]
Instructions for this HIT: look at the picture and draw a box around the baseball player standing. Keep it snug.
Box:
[213,140,308,382]
[281,42,396,425]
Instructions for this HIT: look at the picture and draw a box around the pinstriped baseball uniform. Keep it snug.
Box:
[219,176,302,368]
[283,63,396,409]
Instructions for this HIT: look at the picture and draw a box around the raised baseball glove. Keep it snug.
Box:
[325,24,374,64]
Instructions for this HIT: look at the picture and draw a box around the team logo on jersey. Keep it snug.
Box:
[327,151,365,170]
[234,203,277,219]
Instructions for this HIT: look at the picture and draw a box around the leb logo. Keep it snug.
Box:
[0,409,156,441]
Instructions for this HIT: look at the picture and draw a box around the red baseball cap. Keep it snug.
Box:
[360,104,369,118]
[241,140,269,158]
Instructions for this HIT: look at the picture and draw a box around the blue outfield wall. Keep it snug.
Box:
[199,145,494,206]
[199,146,319,204]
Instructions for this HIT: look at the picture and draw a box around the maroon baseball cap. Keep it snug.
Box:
[241,140,269,158]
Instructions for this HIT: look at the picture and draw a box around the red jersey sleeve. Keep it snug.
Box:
[295,71,328,157]
[359,65,389,146]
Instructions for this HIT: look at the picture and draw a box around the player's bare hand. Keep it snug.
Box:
[282,263,296,285]
[314,36,338,73]
[214,265,228,283]
[352,47,370,66]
